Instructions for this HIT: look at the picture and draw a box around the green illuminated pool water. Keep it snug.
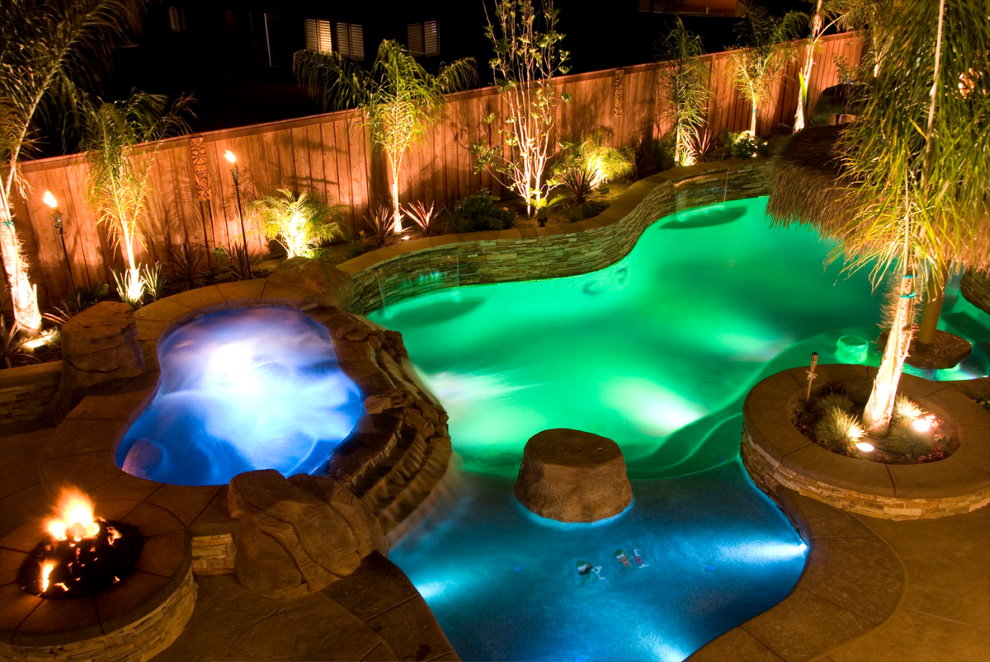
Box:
[370,197,987,480]
[373,196,988,661]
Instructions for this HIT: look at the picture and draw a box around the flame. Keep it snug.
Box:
[39,560,56,592]
[45,488,101,542]
[106,525,122,545]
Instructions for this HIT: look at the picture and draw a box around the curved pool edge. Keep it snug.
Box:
[39,278,452,576]
[687,486,906,662]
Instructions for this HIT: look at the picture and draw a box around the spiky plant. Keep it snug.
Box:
[82,91,190,305]
[0,0,140,335]
[659,18,710,166]
[294,40,475,233]
[813,405,866,452]
[250,188,344,258]
[731,2,808,135]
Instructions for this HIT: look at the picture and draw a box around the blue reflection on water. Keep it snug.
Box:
[116,307,364,486]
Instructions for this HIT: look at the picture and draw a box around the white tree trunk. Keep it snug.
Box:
[863,273,916,435]
[0,199,42,335]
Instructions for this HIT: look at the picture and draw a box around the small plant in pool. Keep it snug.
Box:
[117,307,364,486]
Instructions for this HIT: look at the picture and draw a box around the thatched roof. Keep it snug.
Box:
[766,125,990,274]
[766,125,858,235]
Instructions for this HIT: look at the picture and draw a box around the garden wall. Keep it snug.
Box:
[10,33,862,309]
[0,361,60,434]
[342,159,772,314]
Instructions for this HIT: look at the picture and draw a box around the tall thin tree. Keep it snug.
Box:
[659,18,710,166]
[294,40,475,233]
[0,0,139,334]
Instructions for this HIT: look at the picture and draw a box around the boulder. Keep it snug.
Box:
[514,429,632,522]
[58,301,145,413]
[268,257,354,310]
[228,469,386,600]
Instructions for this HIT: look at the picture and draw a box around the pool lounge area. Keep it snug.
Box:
[0,159,987,662]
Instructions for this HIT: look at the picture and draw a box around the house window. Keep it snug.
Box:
[304,18,332,52]
[167,6,187,33]
[407,20,439,57]
[335,22,364,60]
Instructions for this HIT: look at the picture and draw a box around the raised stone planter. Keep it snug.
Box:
[742,364,990,519]
[514,429,632,522]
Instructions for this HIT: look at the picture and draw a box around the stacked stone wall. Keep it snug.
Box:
[0,362,60,434]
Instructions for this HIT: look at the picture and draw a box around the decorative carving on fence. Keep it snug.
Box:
[190,137,212,201]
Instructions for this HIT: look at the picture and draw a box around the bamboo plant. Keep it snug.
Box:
[0,0,138,334]
[294,40,475,234]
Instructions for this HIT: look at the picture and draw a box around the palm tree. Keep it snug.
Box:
[832,0,989,434]
[731,2,808,135]
[250,188,344,258]
[0,0,139,335]
[294,40,475,233]
[82,91,191,305]
[659,18,710,166]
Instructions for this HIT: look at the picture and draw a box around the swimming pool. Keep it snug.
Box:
[372,197,988,660]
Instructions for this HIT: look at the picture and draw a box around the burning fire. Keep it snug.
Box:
[45,488,101,542]
[19,486,143,599]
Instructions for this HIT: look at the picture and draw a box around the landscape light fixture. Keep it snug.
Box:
[42,190,75,293]
[224,151,250,275]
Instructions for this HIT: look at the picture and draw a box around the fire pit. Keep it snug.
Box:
[17,488,143,599]
[0,494,195,660]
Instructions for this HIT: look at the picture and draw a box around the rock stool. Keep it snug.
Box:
[514,428,632,522]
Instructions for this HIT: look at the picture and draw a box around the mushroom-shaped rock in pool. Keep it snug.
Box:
[514,429,632,522]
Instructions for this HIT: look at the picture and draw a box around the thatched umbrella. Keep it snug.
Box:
[766,124,990,369]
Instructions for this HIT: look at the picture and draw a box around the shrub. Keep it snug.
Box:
[813,406,865,453]
[724,130,767,159]
[250,188,344,258]
[449,190,515,232]
[548,135,634,206]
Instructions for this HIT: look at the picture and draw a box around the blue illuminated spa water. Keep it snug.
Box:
[117,307,364,486]
[372,197,989,661]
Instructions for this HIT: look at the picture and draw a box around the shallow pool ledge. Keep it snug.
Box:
[338,158,772,314]
[688,487,904,662]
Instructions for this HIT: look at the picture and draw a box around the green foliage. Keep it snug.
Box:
[724,130,768,158]
[548,134,633,205]
[164,244,209,291]
[449,190,515,232]
[250,188,344,258]
[731,2,808,134]
[812,406,864,452]
[814,391,856,415]
[293,40,475,227]
[659,18,710,165]
[141,263,165,301]
[0,317,37,369]
[476,0,570,216]
[0,0,141,333]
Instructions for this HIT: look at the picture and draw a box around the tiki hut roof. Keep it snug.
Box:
[766,124,857,235]
[766,124,990,274]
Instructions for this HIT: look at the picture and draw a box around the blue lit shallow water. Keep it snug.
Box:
[116,306,364,486]
[373,197,989,661]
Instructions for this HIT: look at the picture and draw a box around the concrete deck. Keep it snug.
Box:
[1,428,987,661]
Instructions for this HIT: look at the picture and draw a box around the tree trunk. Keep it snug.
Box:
[863,273,916,436]
[0,198,42,335]
[916,273,946,346]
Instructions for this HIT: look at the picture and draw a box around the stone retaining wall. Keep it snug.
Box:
[340,159,771,315]
[0,362,60,434]
[961,269,990,315]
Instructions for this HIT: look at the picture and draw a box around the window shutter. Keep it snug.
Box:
[423,20,438,56]
[408,22,424,55]
[305,18,332,52]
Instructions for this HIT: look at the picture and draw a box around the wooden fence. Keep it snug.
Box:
[10,32,862,308]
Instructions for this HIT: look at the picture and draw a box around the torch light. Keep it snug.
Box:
[42,191,76,294]
[224,151,250,275]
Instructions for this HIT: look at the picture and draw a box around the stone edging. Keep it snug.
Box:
[37,278,451,580]
[689,487,905,662]
[742,364,990,519]
[336,159,772,314]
